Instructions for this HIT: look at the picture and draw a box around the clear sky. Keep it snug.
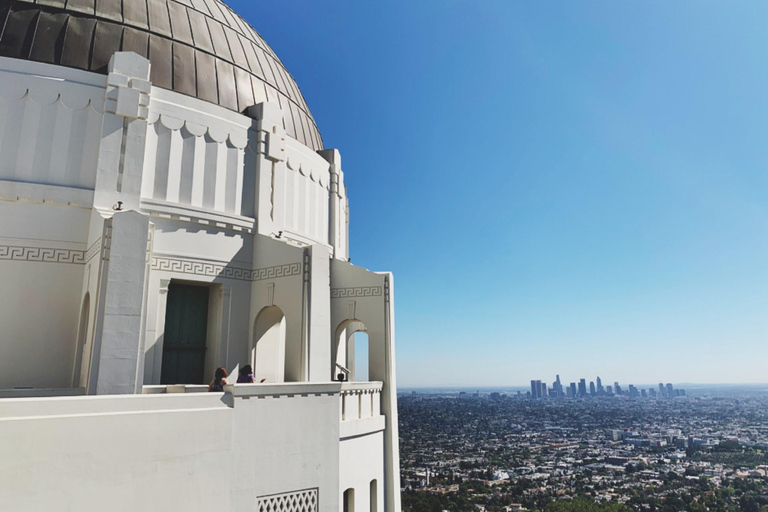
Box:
[230,1,768,387]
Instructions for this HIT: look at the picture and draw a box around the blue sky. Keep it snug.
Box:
[231,1,768,387]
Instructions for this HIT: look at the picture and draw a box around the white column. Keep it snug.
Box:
[92,211,151,395]
[92,51,152,212]
[83,51,153,395]
[246,102,286,237]
[306,244,331,382]
[381,273,402,512]
[318,148,344,257]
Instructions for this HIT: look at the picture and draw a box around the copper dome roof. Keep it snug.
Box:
[0,0,323,150]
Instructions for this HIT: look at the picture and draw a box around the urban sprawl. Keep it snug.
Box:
[399,382,768,512]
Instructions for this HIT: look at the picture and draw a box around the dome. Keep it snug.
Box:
[0,0,323,150]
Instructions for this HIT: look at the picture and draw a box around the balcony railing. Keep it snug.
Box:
[340,381,383,421]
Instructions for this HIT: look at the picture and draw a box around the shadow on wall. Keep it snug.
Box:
[252,305,287,383]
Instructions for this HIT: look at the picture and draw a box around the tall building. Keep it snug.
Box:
[606,385,613,395]
[578,379,587,397]
[666,383,674,398]
[0,2,401,510]
[589,381,596,396]
[659,383,665,398]
[614,382,622,395]
[596,376,604,395]
[570,382,577,397]
[531,380,543,399]
[628,385,638,398]
[540,381,548,399]
[552,374,564,397]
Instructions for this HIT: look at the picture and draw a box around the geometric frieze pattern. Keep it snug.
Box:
[256,488,318,512]
[0,244,86,265]
[331,286,383,299]
[253,262,303,281]
[151,256,302,282]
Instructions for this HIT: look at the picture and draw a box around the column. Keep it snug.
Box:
[91,211,151,395]
[246,102,286,237]
[306,244,331,382]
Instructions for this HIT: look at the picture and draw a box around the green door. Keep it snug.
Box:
[161,283,210,385]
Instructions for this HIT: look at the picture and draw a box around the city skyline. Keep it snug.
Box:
[531,375,685,399]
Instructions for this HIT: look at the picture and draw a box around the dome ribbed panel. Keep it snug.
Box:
[0,0,323,150]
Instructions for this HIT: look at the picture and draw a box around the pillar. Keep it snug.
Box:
[246,102,286,237]
[91,211,151,395]
[381,273,402,512]
[318,148,348,260]
[306,244,331,382]
[84,51,153,394]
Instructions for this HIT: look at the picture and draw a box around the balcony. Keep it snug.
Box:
[142,380,387,440]
[340,381,385,439]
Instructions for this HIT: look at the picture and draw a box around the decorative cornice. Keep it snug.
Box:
[331,286,383,299]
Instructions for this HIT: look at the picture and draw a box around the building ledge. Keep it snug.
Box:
[0,387,85,399]
[140,198,256,233]
[340,415,386,439]
[228,382,341,399]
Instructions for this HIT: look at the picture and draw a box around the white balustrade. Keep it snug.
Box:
[340,381,383,422]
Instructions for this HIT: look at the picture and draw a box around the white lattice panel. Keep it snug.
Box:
[256,488,318,512]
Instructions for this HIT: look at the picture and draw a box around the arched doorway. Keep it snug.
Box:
[333,320,370,382]
[252,306,286,383]
[72,293,90,388]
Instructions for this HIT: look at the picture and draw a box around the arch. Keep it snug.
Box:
[370,479,378,512]
[252,305,286,383]
[71,293,90,388]
[333,319,369,382]
[343,488,355,512]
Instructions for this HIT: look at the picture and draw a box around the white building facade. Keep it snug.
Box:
[0,1,401,510]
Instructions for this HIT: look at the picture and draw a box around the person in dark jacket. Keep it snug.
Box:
[208,366,228,392]
[237,365,255,384]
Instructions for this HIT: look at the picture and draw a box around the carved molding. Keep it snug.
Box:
[253,262,302,282]
[147,113,249,149]
[0,245,85,265]
[84,238,101,264]
[331,286,383,299]
[151,256,302,283]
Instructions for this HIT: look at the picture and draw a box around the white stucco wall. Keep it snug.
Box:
[0,384,343,512]
[230,384,341,512]
[340,432,386,512]
[0,393,234,511]
[0,199,91,389]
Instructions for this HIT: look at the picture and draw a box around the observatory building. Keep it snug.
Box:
[0,0,400,511]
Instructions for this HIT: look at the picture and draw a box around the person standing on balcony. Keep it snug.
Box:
[237,365,255,383]
[208,367,229,392]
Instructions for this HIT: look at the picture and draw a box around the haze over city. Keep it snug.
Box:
[240,1,768,388]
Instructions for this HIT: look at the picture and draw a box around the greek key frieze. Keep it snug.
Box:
[0,245,86,265]
[253,262,302,281]
[331,286,383,298]
[151,256,302,282]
